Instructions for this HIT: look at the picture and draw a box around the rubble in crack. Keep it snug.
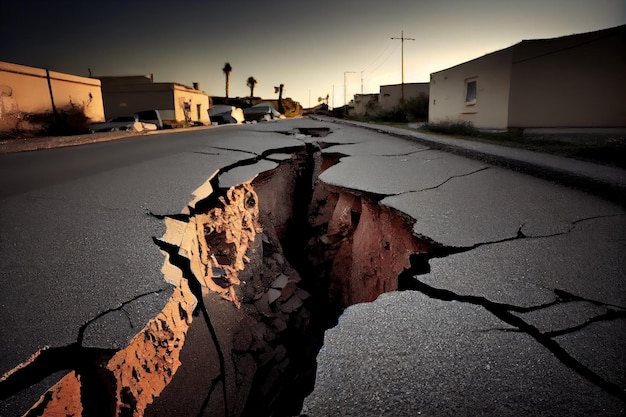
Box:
[7,134,436,417]
[149,146,435,417]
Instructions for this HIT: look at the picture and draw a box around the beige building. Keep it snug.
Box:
[429,25,626,130]
[379,83,429,113]
[352,83,430,118]
[0,61,105,135]
[353,93,380,117]
[98,75,211,127]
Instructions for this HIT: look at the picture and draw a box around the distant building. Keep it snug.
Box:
[98,75,211,127]
[352,83,430,118]
[378,83,429,113]
[353,94,380,117]
[0,61,105,136]
[429,25,626,131]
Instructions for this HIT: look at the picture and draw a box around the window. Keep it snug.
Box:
[465,78,477,105]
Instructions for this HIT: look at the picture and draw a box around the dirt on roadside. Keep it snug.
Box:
[0,130,147,154]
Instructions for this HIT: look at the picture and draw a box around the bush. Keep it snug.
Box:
[374,92,429,123]
[398,92,429,122]
[422,120,479,136]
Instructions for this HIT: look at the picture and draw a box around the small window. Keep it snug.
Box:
[465,78,477,105]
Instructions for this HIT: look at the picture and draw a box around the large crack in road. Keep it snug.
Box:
[2,127,625,416]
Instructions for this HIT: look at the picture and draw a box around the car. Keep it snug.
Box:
[87,116,140,133]
[208,105,244,124]
[135,110,164,129]
[88,110,162,133]
[242,103,281,122]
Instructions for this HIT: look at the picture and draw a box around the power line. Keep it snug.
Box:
[365,43,401,74]
[363,43,399,72]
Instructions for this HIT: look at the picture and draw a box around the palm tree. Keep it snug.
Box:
[246,76,257,97]
[222,62,232,98]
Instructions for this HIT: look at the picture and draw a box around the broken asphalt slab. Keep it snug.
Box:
[301,291,624,417]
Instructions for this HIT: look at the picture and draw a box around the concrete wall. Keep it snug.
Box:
[429,48,513,129]
[100,82,173,120]
[379,83,429,112]
[0,61,105,134]
[508,26,626,128]
[353,94,380,117]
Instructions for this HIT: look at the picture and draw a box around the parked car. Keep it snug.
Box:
[243,103,281,122]
[87,116,141,133]
[135,110,164,129]
[209,105,244,124]
[88,110,162,132]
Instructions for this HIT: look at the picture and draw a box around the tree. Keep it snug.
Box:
[246,76,257,97]
[317,94,330,105]
[222,62,232,98]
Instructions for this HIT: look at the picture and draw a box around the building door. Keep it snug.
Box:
[196,104,201,121]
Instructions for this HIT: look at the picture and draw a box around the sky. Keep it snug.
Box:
[2,0,625,109]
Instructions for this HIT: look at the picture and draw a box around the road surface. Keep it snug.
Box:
[0,119,624,416]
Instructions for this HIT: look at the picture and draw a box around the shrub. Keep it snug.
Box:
[422,120,479,136]
[397,92,429,122]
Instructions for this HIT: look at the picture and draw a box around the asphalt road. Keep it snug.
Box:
[0,121,306,415]
[1,119,624,416]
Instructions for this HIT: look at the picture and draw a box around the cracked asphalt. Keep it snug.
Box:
[0,118,624,416]
[300,119,626,416]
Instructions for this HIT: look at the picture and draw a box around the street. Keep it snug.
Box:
[0,119,624,416]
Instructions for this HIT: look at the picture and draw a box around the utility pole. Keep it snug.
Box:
[391,30,415,101]
[360,71,364,94]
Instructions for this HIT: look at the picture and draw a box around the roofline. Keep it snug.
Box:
[430,24,626,76]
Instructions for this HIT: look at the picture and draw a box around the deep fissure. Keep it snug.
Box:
[5,128,625,416]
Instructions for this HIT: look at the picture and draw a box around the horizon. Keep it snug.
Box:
[2,0,624,108]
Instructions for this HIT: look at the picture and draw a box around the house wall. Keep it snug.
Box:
[0,61,105,134]
[508,27,626,128]
[173,86,211,124]
[100,83,174,121]
[379,83,429,112]
[353,94,380,117]
[429,48,513,129]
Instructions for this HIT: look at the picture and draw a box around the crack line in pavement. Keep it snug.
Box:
[212,145,306,180]
[398,257,626,402]
[210,147,260,156]
[77,288,172,345]
[146,209,191,221]
[416,166,492,193]
[543,309,626,338]
[192,151,221,156]
[0,288,170,405]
